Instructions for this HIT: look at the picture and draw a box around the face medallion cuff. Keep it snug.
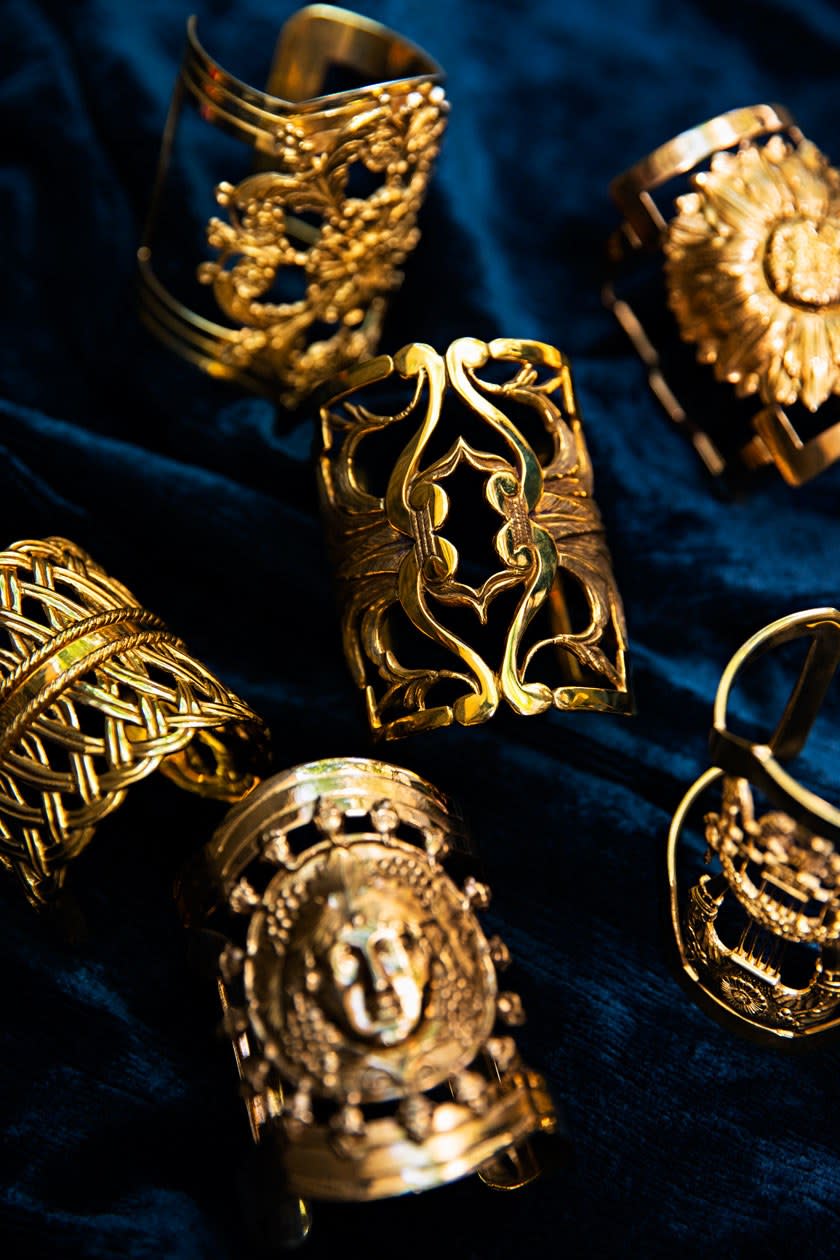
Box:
[0,537,270,907]
[137,6,448,408]
[607,105,840,486]
[668,608,840,1038]
[315,336,632,739]
[181,757,557,1203]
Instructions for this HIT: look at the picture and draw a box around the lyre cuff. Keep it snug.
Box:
[668,608,840,1038]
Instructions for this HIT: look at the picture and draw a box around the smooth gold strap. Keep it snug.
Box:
[610,103,799,247]
[181,6,443,153]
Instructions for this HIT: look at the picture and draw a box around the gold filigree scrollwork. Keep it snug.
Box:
[317,337,632,738]
[138,11,448,407]
[198,83,447,405]
[0,537,269,906]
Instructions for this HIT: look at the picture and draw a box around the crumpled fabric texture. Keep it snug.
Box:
[2,1,840,1257]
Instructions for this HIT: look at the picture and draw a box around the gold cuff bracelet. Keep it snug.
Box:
[138,5,448,407]
[668,608,840,1038]
[607,104,840,485]
[316,336,632,739]
[0,537,269,906]
[178,756,556,1209]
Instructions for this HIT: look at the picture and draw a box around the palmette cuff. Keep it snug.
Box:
[0,537,269,907]
[315,336,632,739]
[178,757,557,1204]
[668,608,840,1038]
[607,104,840,485]
[138,5,448,408]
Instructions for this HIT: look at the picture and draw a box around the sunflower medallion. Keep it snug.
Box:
[665,136,840,413]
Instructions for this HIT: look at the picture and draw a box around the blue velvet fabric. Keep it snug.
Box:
[3,1,840,1256]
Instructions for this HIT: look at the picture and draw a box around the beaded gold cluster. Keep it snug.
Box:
[197,83,447,404]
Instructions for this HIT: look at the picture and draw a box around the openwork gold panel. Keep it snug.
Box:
[317,337,631,739]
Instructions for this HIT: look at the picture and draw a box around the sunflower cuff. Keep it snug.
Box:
[607,105,840,486]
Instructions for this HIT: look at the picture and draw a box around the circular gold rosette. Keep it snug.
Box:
[194,758,556,1200]
[665,136,840,413]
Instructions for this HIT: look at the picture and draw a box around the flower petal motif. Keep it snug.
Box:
[665,136,840,412]
[196,83,448,406]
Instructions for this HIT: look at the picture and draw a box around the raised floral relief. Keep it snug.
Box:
[197,83,448,405]
[665,136,840,413]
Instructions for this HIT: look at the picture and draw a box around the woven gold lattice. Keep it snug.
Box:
[0,537,269,905]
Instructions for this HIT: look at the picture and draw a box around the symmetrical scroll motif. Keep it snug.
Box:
[208,759,555,1200]
[318,337,631,738]
[198,83,448,406]
[684,776,840,1034]
[0,537,268,905]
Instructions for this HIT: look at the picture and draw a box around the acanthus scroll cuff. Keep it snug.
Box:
[138,5,448,408]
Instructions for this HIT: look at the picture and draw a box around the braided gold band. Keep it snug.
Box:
[0,538,270,906]
[138,5,448,407]
[183,758,556,1203]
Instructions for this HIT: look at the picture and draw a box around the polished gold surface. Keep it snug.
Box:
[316,336,632,739]
[610,104,796,248]
[138,6,447,407]
[0,537,269,906]
[668,608,840,1037]
[189,758,556,1201]
[666,137,840,414]
[607,105,840,485]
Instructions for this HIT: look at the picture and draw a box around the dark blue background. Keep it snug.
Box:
[3,1,840,1256]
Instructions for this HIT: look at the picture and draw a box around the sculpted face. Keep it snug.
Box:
[247,838,500,1103]
[313,890,431,1047]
